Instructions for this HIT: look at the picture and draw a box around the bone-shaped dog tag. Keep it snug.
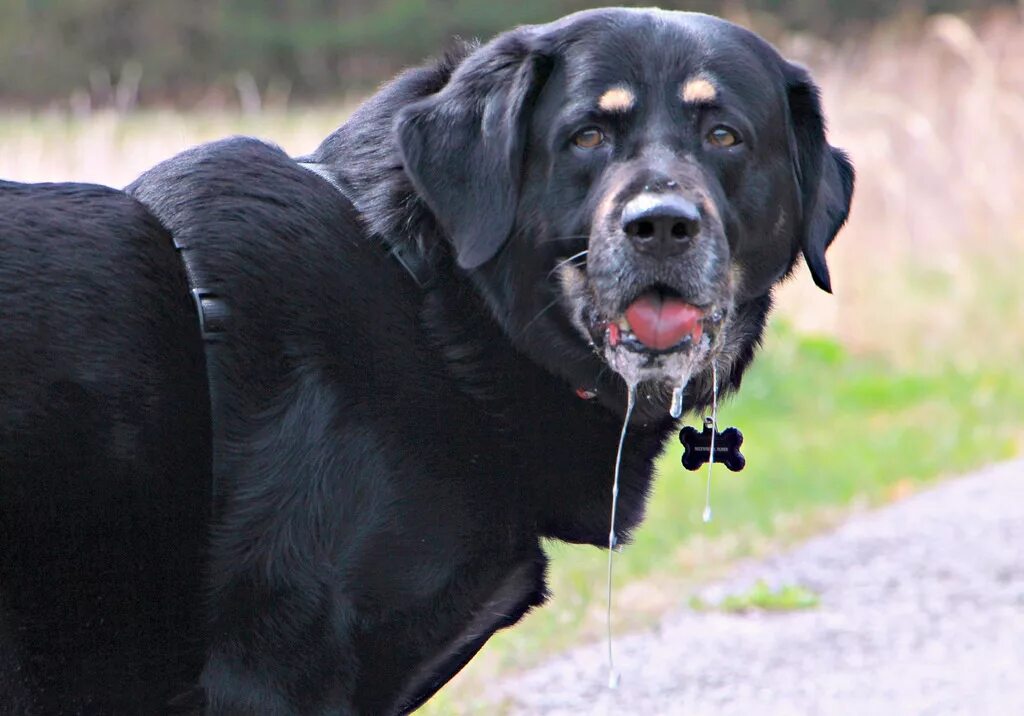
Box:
[679,418,745,472]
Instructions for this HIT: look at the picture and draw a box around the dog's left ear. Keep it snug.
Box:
[397,32,550,270]
[785,63,855,293]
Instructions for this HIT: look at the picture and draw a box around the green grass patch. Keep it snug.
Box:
[689,581,820,613]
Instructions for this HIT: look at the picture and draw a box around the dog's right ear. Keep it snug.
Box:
[396,32,550,270]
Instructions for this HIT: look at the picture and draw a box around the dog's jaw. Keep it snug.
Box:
[557,261,734,396]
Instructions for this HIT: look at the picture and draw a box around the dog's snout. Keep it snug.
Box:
[621,194,702,256]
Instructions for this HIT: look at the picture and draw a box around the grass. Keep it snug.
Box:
[689,581,821,614]
[2,9,1023,715]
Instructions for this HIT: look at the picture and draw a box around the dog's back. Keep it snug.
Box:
[0,181,211,711]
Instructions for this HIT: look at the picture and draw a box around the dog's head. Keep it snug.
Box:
[397,9,853,411]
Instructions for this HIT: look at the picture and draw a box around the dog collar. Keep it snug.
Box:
[299,162,435,289]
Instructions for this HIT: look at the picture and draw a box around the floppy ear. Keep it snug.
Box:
[396,33,550,270]
[785,64,855,293]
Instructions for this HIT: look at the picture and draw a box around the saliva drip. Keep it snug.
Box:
[703,362,719,523]
[605,381,637,691]
[669,384,685,419]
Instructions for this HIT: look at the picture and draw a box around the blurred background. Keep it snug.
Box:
[2,1,1022,713]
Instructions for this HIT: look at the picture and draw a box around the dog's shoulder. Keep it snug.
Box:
[126,137,378,313]
[127,137,358,241]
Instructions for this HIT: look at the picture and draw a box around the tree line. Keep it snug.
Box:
[0,0,1011,108]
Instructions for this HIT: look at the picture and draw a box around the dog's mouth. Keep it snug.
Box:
[558,264,730,388]
[602,286,722,355]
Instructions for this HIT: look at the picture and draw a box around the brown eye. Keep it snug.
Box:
[707,126,740,148]
[573,127,606,149]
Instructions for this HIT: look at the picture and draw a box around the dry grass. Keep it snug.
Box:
[2,12,1023,368]
[771,10,1024,364]
[0,106,353,188]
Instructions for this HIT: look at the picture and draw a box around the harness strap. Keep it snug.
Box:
[299,162,436,288]
[172,235,229,512]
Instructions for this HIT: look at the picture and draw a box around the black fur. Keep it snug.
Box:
[0,181,211,711]
[0,8,852,714]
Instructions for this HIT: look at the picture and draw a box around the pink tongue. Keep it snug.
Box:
[624,293,704,350]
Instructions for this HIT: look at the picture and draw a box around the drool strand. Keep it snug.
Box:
[669,384,685,419]
[605,381,637,690]
[702,362,719,523]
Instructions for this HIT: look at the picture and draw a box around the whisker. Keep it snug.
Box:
[535,234,591,245]
[548,249,589,277]
[516,297,561,339]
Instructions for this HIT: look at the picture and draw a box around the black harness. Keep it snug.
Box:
[171,161,434,507]
[171,235,230,510]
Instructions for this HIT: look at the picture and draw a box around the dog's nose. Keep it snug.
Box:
[621,194,702,256]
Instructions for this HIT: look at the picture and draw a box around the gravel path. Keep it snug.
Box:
[495,460,1024,715]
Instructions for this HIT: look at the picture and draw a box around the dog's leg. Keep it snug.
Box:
[200,578,357,715]
[194,372,383,715]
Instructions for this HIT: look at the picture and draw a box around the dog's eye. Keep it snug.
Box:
[706,126,740,148]
[573,127,606,149]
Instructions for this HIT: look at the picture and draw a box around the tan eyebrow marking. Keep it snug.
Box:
[680,76,718,104]
[598,86,635,113]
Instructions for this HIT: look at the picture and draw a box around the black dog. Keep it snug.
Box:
[0,8,853,714]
